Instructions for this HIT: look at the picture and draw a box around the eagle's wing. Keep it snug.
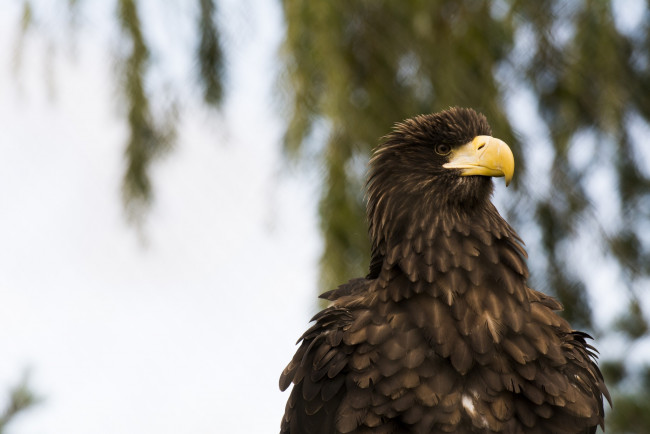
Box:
[279,303,353,434]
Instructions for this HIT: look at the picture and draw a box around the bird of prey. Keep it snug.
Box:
[279,107,610,433]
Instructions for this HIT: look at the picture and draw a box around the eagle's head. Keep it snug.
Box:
[366,107,515,243]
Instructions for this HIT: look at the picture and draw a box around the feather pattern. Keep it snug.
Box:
[280,108,608,433]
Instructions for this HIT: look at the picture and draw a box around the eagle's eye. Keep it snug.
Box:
[435,144,452,156]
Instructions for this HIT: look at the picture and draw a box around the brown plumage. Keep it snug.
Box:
[279,107,610,433]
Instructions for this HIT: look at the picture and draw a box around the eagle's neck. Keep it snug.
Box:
[367,195,529,304]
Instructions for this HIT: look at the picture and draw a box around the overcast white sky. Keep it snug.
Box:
[0,1,324,433]
[1,1,649,433]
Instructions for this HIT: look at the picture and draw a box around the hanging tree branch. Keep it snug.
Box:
[0,373,40,434]
[197,0,224,106]
[117,0,174,223]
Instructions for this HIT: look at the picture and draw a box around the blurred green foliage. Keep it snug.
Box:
[14,0,224,223]
[117,0,172,222]
[197,0,224,106]
[0,374,40,434]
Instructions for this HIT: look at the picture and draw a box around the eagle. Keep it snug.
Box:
[279,107,610,433]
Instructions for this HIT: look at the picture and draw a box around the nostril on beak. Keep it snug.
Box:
[473,135,492,152]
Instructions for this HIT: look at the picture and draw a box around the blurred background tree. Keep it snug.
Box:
[0,374,39,434]
[10,0,650,432]
[14,0,224,224]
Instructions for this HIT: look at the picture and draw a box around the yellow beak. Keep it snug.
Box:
[442,136,515,186]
